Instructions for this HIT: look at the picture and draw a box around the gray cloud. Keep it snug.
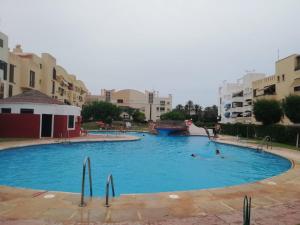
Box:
[1,0,300,106]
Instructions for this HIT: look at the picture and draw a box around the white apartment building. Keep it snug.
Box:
[218,73,265,124]
[86,89,172,121]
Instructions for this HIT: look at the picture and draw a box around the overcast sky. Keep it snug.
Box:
[1,0,300,106]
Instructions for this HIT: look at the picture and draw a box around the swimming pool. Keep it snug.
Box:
[0,132,291,196]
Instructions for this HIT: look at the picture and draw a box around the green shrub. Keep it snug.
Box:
[283,95,300,124]
[220,123,300,146]
[253,99,283,125]
[160,111,186,121]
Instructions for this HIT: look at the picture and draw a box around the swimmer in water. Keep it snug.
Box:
[191,153,197,158]
[216,149,225,158]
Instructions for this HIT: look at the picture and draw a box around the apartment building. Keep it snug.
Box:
[218,73,266,124]
[8,45,88,107]
[86,89,172,121]
[0,32,9,99]
[253,54,300,124]
[0,32,88,107]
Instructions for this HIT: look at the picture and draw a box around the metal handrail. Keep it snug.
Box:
[257,136,272,150]
[79,157,93,207]
[105,174,115,207]
[203,127,211,140]
[243,195,251,225]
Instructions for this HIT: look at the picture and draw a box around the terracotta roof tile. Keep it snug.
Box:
[0,90,65,105]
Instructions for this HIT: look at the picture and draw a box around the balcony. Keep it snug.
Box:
[232,102,243,108]
[254,84,276,97]
[232,90,243,98]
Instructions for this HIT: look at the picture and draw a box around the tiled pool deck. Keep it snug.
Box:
[0,135,299,225]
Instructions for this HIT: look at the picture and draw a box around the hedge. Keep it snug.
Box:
[220,123,300,146]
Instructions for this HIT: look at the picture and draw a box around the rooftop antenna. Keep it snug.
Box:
[277,49,280,60]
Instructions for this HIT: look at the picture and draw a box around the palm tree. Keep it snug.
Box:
[185,100,194,115]
[175,104,184,111]
[194,104,200,114]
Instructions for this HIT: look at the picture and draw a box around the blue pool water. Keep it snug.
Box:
[0,132,291,196]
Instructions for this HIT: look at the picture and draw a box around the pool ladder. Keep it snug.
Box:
[105,174,115,207]
[79,157,93,207]
[79,157,116,207]
[257,136,272,151]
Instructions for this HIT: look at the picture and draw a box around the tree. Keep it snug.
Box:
[185,100,194,115]
[253,99,283,125]
[132,110,146,123]
[81,101,121,124]
[175,104,184,112]
[282,95,300,124]
[160,111,186,121]
[119,106,135,119]
[202,105,218,123]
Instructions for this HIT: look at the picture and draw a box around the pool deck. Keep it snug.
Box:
[0,134,140,151]
[0,135,300,224]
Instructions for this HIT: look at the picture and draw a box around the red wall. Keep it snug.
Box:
[53,115,81,138]
[0,114,40,138]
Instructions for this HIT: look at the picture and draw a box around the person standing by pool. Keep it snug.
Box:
[213,124,221,138]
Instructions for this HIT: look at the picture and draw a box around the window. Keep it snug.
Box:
[160,101,165,105]
[117,99,123,103]
[1,108,11,113]
[160,107,165,111]
[0,83,4,99]
[295,56,300,71]
[52,81,55,94]
[156,107,159,111]
[264,84,276,95]
[294,86,300,92]
[253,89,257,97]
[20,108,34,114]
[148,92,153,103]
[0,39,3,48]
[105,91,111,102]
[0,61,7,80]
[9,64,14,83]
[29,70,35,87]
[8,85,13,97]
[53,68,56,80]
[68,115,75,129]
[277,76,280,82]
[282,74,285,81]
[58,87,64,96]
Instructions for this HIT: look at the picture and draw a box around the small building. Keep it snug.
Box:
[0,90,81,138]
[86,89,173,121]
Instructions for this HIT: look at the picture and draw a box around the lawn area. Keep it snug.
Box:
[241,138,300,151]
[81,121,100,130]
[81,121,149,131]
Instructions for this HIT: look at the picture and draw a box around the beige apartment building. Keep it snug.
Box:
[0,31,88,107]
[87,89,172,121]
[252,54,300,124]
[0,32,9,99]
